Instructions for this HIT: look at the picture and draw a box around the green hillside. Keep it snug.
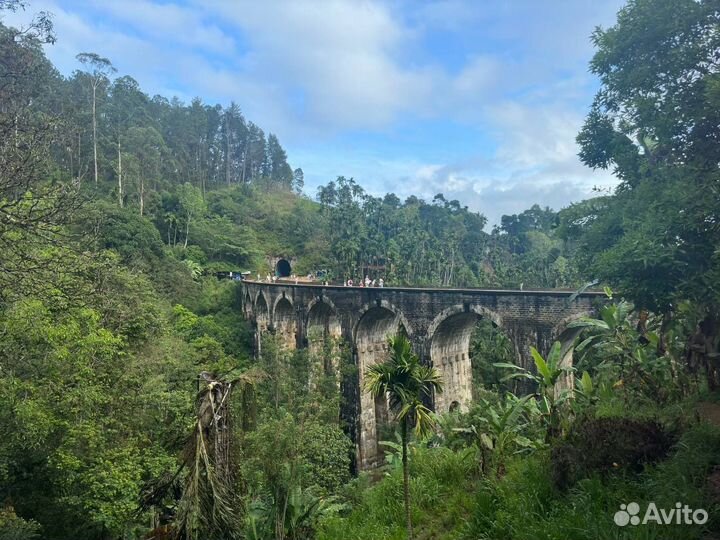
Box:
[1,1,720,539]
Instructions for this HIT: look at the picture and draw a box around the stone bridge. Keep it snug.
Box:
[241,280,604,469]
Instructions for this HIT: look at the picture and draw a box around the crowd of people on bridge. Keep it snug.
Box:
[345,276,384,288]
[255,272,385,287]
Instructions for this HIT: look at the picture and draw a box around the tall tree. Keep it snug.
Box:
[177,182,206,248]
[572,0,720,315]
[107,76,149,207]
[0,12,82,298]
[245,122,267,182]
[292,167,304,194]
[266,133,293,188]
[123,126,165,216]
[220,102,247,187]
[365,335,442,540]
[76,52,116,185]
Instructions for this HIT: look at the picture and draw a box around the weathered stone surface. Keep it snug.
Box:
[242,281,603,470]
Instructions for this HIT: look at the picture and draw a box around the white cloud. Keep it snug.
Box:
[90,0,236,55]
[202,0,436,129]
[2,0,624,225]
[490,101,582,169]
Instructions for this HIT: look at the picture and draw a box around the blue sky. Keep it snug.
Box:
[4,0,626,227]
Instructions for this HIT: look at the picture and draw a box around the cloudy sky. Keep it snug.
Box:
[5,0,625,227]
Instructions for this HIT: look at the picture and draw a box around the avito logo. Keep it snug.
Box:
[614,502,708,526]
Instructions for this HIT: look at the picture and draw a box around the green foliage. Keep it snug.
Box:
[323,420,720,540]
[0,295,191,539]
[243,413,352,540]
[495,341,572,439]
[299,423,354,495]
[315,177,578,288]
[317,445,476,540]
[571,299,686,404]
[469,319,516,395]
[571,0,720,314]
[0,507,42,540]
[3,2,720,539]
[452,394,544,477]
[364,334,443,539]
[82,201,165,267]
[365,335,443,440]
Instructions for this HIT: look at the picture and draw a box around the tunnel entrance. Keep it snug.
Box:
[276,258,291,277]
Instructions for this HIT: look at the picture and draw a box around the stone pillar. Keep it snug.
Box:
[357,339,389,469]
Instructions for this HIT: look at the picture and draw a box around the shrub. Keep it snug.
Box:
[552,417,675,489]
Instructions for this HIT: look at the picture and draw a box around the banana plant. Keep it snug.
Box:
[494,341,573,440]
[570,370,598,417]
[568,293,675,402]
[454,394,542,476]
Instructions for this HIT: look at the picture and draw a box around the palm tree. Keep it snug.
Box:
[364,335,442,540]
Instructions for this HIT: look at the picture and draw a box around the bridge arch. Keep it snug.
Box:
[306,297,341,342]
[551,311,594,343]
[306,297,342,385]
[427,305,503,413]
[353,300,413,341]
[273,295,296,349]
[244,290,252,316]
[253,289,271,310]
[239,281,605,470]
[254,291,270,331]
[354,303,409,469]
[426,304,503,339]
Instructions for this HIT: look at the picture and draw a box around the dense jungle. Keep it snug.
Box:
[1,0,720,539]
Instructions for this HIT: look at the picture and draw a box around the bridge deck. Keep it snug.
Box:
[242,280,605,297]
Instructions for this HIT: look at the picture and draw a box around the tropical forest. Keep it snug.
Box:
[1,0,719,539]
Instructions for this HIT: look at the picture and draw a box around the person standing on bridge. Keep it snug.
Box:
[379,278,384,287]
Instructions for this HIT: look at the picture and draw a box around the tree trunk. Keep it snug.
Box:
[241,148,247,183]
[117,140,123,207]
[225,117,231,186]
[657,311,673,356]
[140,176,144,216]
[92,82,98,184]
[184,214,190,248]
[77,131,82,182]
[402,419,413,540]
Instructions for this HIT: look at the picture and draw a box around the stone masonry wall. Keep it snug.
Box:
[242,282,602,470]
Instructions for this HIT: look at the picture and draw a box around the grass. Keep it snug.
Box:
[317,415,720,539]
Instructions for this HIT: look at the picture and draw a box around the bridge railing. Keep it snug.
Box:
[241,279,606,297]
